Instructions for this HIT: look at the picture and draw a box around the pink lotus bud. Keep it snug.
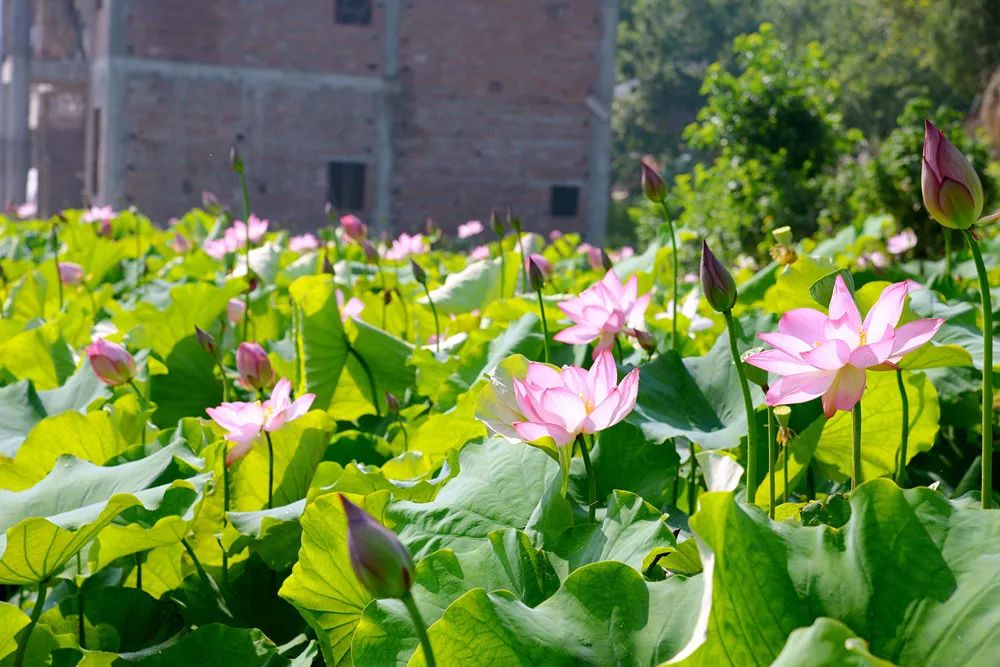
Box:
[528,256,546,292]
[171,233,192,254]
[640,158,667,203]
[195,325,216,355]
[384,391,401,414]
[97,219,113,238]
[361,239,379,263]
[341,495,414,599]
[700,241,737,313]
[340,214,367,241]
[634,329,657,354]
[227,298,246,324]
[236,342,274,391]
[921,119,984,229]
[58,261,84,286]
[85,338,136,387]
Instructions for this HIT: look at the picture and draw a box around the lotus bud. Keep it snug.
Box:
[640,159,667,203]
[507,207,522,234]
[86,339,136,387]
[340,214,367,241]
[383,288,393,305]
[322,252,335,275]
[385,391,401,415]
[921,119,984,230]
[361,239,379,264]
[341,495,414,599]
[58,261,84,286]
[700,241,737,313]
[528,256,545,292]
[600,248,614,272]
[490,210,504,236]
[324,202,335,221]
[195,325,217,355]
[635,329,657,354]
[230,145,244,175]
[236,342,274,391]
[410,259,427,286]
[227,298,246,325]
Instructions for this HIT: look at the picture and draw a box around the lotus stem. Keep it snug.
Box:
[577,434,598,523]
[264,431,275,509]
[14,579,48,667]
[402,592,437,667]
[421,282,441,354]
[723,310,758,502]
[852,402,863,490]
[963,229,993,508]
[347,341,381,416]
[236,168,252,342]
[536,285,550,363]
[661,204,679,350]
[895,369,909,486]
[767,406,776,519]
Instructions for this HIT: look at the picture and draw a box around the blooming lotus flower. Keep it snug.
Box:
[206,378,315,465]
[336,289,365,321]
[921,120,984,230]
[86,338,136,387]
[58,261,85,286]
[470,244,491,261]
[857,251,888,271]
[554,269,651,356]
[745,276,944,417]
[887,229,917,255]
[578,243,603,271]
[383,233,427,261]
[457,220,484,239]
[236,342,274,391]
[83,206,115,223]
[289,233,320,252]
[340,214,367,241]
[227,298,246,324]
[341,495,414,599]
[232,214,269,244]
[16,202,36,219]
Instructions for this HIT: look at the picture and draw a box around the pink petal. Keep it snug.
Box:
[778,308,828,344]
[609,368,639,423]
[284,393,316,422]
[514,421,575,447]
[890,318,946,359]
[863,281,908,341]
[587,350,617,405]
[745,349,818,376]
[800,339,851,371]
[823,314,861,348]
[600,270,626,300]
[821,366,867,417]
[592,331,616,358]
[554,324,599,345]
[758,332,813,356]
[828,275,861,329]
[268,379,292,412]
[225,439,256,466]
[524,363,563,389]
[583,388,621,432]
[848,335,896,369]
[765,372,835,406]
[561,366,591,402]
[535,387,588,433]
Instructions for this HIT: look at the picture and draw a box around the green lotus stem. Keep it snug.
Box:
[135,217,143,277]
[51,225,63,313]
[767,407,776,519]
[515,232,528,291]
[402,592,437,667]
[723,310,758,502]
[421,282,441,354]
[577,434,598,523]
[783,441,789,502]
[397,418,409,452]
[614,337,624,366]
[535,285,550,363]
[497,241,506,298]
[346,341,381,416]
[661,204,679,350]
[852,402,863,490]
[127,378,147,445]
[895,369,909,486]
[76,552,86,649]
[943,229,953,276]
[221,443,231,585]
[135,553,143,591]
[963,229,993,508]
[687,450,699,513]
[214,350,230,402]
[236,167,252,342]
[398,288,411,342]
[180,537,231,616]
[14,579,48,667]
[264,431,275,509]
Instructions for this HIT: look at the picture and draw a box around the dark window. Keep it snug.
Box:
[335,0,371,25]
[328,162,366,210]
[90,108,101,195]
[549,185,579,217]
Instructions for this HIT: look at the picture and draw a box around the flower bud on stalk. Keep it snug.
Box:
[700,241,737,313]
[385,391,401,415]
[528,257,545,292]
[490,210,505,237]
[362,239,379,264]
[236,342,274,391]
[340,214,367,241]
[227,298,246,324]
[634,329,657,355]
[921,120,984,230]
[86,339,136,387]
[230,145,244,175]
[341,496,414,599]
[58,261,84,286]
[640,159,667,203]
[410,259,427,286]
[195,325,217,355]
[600,248,614,272]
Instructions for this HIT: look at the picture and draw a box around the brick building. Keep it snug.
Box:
[0,0,618,239]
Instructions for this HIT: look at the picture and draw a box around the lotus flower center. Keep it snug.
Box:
[257,400,275,421]
[577,392,594,413]
[858,329,868,345]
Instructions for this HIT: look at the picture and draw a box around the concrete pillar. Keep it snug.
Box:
[584,0,619,244]
[3,0,30,205]
[373,0,400,231]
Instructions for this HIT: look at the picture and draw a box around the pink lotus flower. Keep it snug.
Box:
[227,298,246,324]
[340,214,367,241]
[457,220,484,239]
[233,214,269,244]
[549,230,563,241]
[745,276,944,417]
[58,261,85,286]
[16,202,36,219]
[554,269,651,356]
[336,289,365,321]
[97,219,113,238]
[857,251,888,271]
[887,229,917,255]
[86,338,136,387]
[289,233,320,252]
[206,378,316,466]
[578,243,603,271]
[83,206,115,224]
[236,342,274,391]
[383,233,427,261]
[470,244,491,261]
[511,350,638,447]
[171,233,192,254]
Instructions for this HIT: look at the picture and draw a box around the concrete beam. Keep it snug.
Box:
[584,0,619,245]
